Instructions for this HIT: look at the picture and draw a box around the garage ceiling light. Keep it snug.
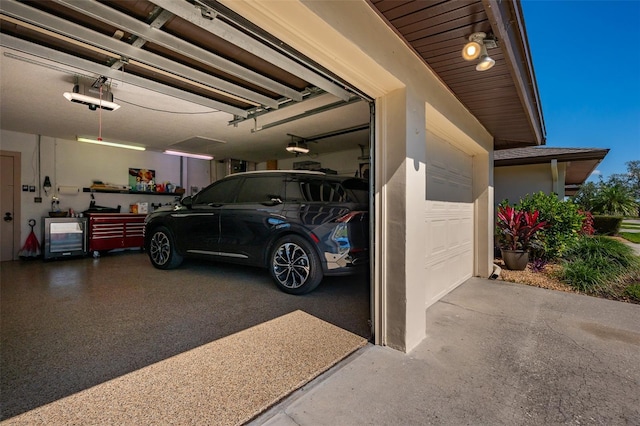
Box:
[286,141,309,154]
[77,137,145,151]
[63,90,121,111]
[164,150,214,160]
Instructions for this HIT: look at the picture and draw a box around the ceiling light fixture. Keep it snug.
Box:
[77,137,145,151]
[462,32,497,71]
[63,90,121,111]
[286,141,309,154]
[63,81,120,111]
[164,150,214,160]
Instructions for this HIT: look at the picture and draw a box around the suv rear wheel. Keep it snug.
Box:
[148,226,183,269]
[270,235,322,294]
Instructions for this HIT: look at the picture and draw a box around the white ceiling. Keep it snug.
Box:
[0,45,370,164]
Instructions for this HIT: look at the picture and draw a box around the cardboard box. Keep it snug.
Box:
[137,202,148,214]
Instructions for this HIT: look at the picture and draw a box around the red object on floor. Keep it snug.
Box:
[19,219,41,259]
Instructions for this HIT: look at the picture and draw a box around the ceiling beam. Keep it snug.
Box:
[0,34,249,117]
[149,0,352,102]
[1,0,279,109]
[50,0,304,102]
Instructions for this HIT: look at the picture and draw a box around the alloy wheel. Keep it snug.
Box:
[272,242,310,289]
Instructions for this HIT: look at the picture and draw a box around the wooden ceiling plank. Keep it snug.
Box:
[150,0,352,101]
[1,0,278,108]
[52,0,305,101]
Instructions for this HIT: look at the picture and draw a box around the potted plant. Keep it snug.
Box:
[496,204,547,270]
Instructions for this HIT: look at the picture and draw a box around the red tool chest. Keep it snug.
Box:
[87,213,147,256]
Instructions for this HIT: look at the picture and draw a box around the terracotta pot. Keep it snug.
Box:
[501,249,529,271]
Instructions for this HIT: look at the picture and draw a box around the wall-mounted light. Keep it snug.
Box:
[77,137,145,151]
[43,176,52,195]
[286,141,309,154]
[462,32,497,71]
[164,150,214,160]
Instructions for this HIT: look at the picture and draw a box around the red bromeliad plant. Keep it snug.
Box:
[496,204,548,251]
[578,210,595,235]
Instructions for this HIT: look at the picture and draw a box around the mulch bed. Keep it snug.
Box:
[494,259,577,293]
[495,258,640,304]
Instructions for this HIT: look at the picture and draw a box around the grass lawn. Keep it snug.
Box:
[621,223,640,229]
[619,232,640,244]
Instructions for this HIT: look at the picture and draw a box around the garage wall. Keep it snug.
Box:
[0,129,211,248]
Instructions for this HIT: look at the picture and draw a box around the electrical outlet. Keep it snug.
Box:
[29,186,36,192]
[34,197,42,203]
[22,185,29,192]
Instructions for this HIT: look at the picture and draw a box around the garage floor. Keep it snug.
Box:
[0,251,370,421]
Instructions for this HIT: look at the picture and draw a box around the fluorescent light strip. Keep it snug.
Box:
[164,150,213,160]
[63,92,121,111]
[77,137,145,151]
[286,146,309,154]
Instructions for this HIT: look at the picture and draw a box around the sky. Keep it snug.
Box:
[520,0,640,181]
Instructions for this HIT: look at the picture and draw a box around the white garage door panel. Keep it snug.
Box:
[425,134,474,308]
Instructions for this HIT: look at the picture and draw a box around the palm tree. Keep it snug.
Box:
[592,184,638,216]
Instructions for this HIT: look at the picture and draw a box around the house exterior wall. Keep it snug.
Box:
[495,163,567,206]
[221,0,495,352]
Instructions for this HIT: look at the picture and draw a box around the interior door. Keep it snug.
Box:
[1,152,20,261]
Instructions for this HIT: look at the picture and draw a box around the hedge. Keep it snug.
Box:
[592,215,623,235]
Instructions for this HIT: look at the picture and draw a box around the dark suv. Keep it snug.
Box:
[144,170,369,294]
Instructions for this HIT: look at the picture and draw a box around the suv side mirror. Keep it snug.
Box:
[181,196,193,208]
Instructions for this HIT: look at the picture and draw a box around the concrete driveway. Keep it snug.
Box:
[254,278,640,425]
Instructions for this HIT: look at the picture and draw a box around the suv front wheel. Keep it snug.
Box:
[148,226,183,269]
[270,235,323,294]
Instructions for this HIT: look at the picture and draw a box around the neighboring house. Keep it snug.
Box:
[494,147,609,204]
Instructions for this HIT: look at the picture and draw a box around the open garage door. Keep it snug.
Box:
[0,0,375,333]
[425,132,474,307]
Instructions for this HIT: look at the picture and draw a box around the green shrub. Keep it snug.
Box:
[592,215,623,235]
[515,192,586,260]
[559,236,640,294]
[560,259,611,292]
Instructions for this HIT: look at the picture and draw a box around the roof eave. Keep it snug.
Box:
[483,0,546,147]
[494,149,610,167]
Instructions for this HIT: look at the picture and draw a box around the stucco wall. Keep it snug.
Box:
[495,163,567,206]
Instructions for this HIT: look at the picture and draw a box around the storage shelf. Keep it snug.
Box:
[83,188,181,196]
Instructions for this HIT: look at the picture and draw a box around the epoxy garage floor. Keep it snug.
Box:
[0,251,370,420]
